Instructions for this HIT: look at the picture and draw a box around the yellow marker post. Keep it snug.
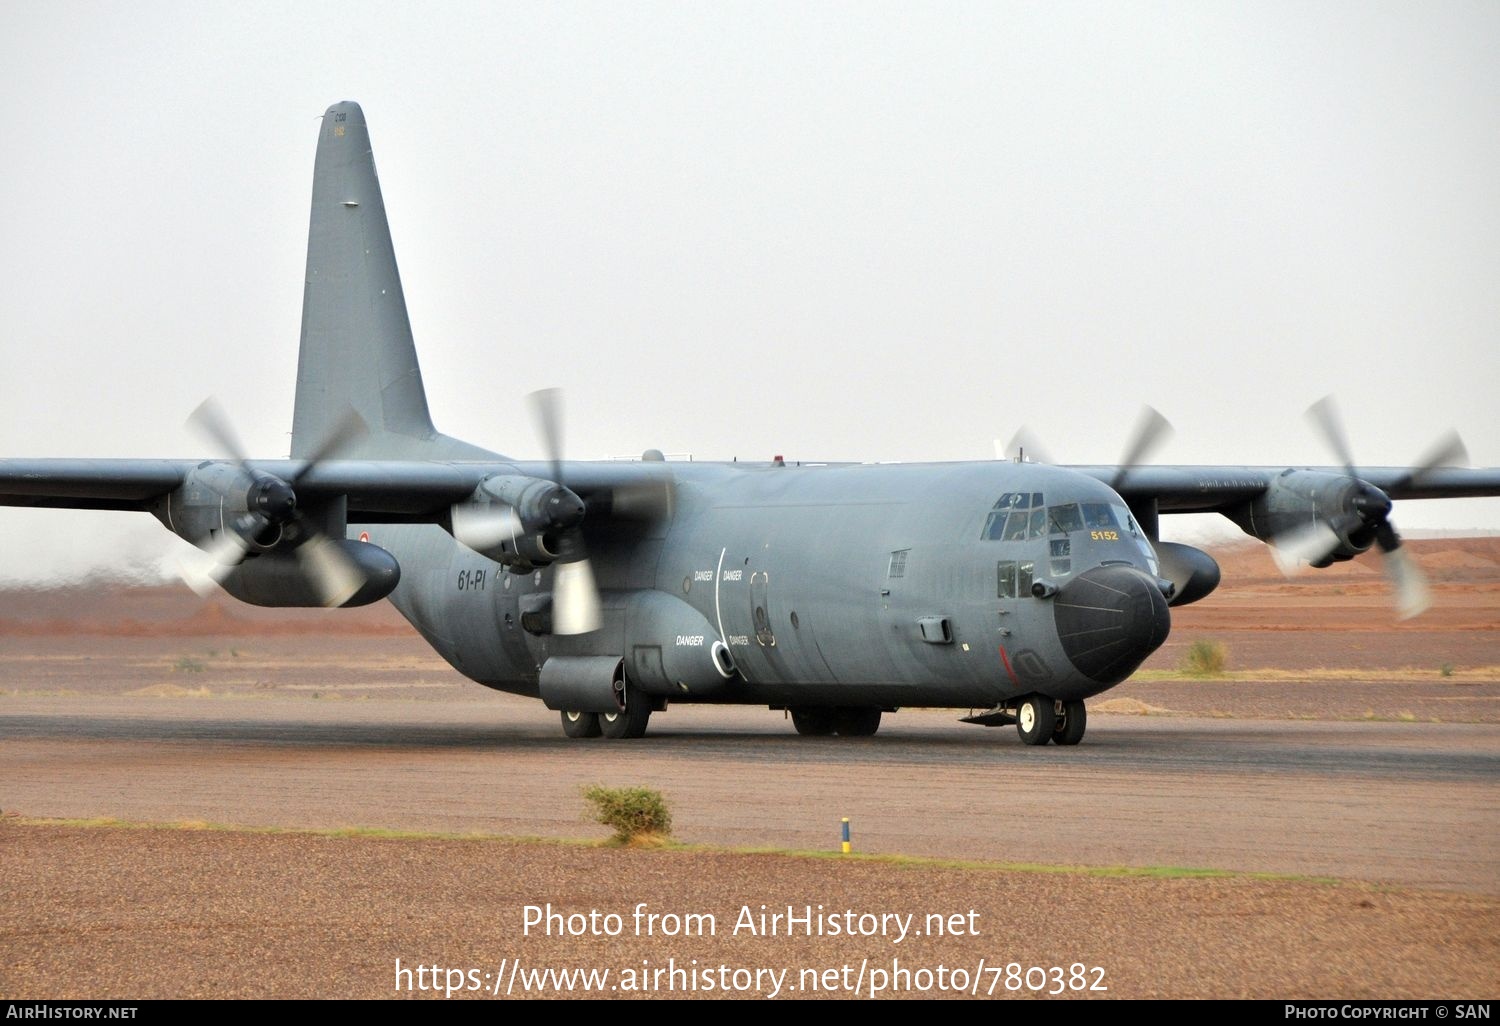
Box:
[841,817,851,854]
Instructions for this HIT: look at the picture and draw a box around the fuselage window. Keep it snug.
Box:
[997,560,1017,598]
[1001,511,1029,541]
[888,549,909,578]
[998,560,1038,598]
[1049,538,1072,577]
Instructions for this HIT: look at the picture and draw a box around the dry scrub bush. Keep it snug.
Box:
[582,785,673,845]
[1181,640,1228,676]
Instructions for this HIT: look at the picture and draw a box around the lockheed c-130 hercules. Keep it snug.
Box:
[4,101,1497,746]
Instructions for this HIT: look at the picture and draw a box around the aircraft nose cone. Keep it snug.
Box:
[1053,564,1171,685]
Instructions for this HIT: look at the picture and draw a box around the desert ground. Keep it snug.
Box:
[2,538,1497,999]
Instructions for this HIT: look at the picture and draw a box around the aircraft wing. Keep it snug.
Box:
[0,458,676,520]
[3,458,1496,517]
[1066,465,1500,513]
[0,460,191,511]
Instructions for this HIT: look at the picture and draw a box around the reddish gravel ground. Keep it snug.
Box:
[4,823,1497,1000]
[2,539,1497,999]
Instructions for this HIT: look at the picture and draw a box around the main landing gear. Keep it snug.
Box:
[558,666,658,739]
[558,705,653,739]
[789,707,883,737]
[560,709,602,738]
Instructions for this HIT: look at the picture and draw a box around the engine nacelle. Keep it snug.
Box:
[1154,542,1221,606]
[451,474,583,571]
[623,590,738,698]
[217,540,401,607]
[1226,469,1378,566]
[153,463,280,550]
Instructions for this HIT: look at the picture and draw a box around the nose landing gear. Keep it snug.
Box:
[1051,699,1086,746]
[1015,694,1055,744]
[963,694,1089,745]
[1016,695,1088,745]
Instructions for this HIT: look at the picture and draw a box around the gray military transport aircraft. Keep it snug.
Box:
[4,101,1498,745]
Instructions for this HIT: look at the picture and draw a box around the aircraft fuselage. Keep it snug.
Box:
[366,459,1171,712]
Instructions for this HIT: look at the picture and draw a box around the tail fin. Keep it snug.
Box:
[291,101,494,460]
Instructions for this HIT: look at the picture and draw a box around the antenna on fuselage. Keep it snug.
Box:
[998,428,1053,465]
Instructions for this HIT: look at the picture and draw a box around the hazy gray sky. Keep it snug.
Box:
[1,1,1497,581]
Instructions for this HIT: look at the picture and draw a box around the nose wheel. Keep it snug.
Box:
[1015,695,1088,746]
[1016,695,1055,745]
[1052,699,1086,745]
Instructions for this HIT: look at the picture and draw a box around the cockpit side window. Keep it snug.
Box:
[1081,503,1118,530]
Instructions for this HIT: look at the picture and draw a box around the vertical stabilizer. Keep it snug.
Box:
[291,101,493,460]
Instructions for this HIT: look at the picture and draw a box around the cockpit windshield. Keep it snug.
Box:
[1048,503,1083,534]
[984,493,1159,574]
[981,491,1046,541]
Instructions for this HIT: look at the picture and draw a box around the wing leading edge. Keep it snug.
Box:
[0,458,676,521]
[1069,465,1500,513]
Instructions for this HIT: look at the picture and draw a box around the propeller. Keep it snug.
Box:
[449,502,523,552]
[181,398,369,607]
[175,532,252,599]
[1109,406,1174,492]
[999,405,1172,480]
[527,388,601,635]
[1267,521,1342,577]
[1283,395,1464,619]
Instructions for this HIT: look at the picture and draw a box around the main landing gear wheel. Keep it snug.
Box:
[1052,699,1087,746]
[600,701,651,740]
[560,710,602,739]
[831,708,882,737]
[1016,694,1056,746]
[790,708,836,736]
